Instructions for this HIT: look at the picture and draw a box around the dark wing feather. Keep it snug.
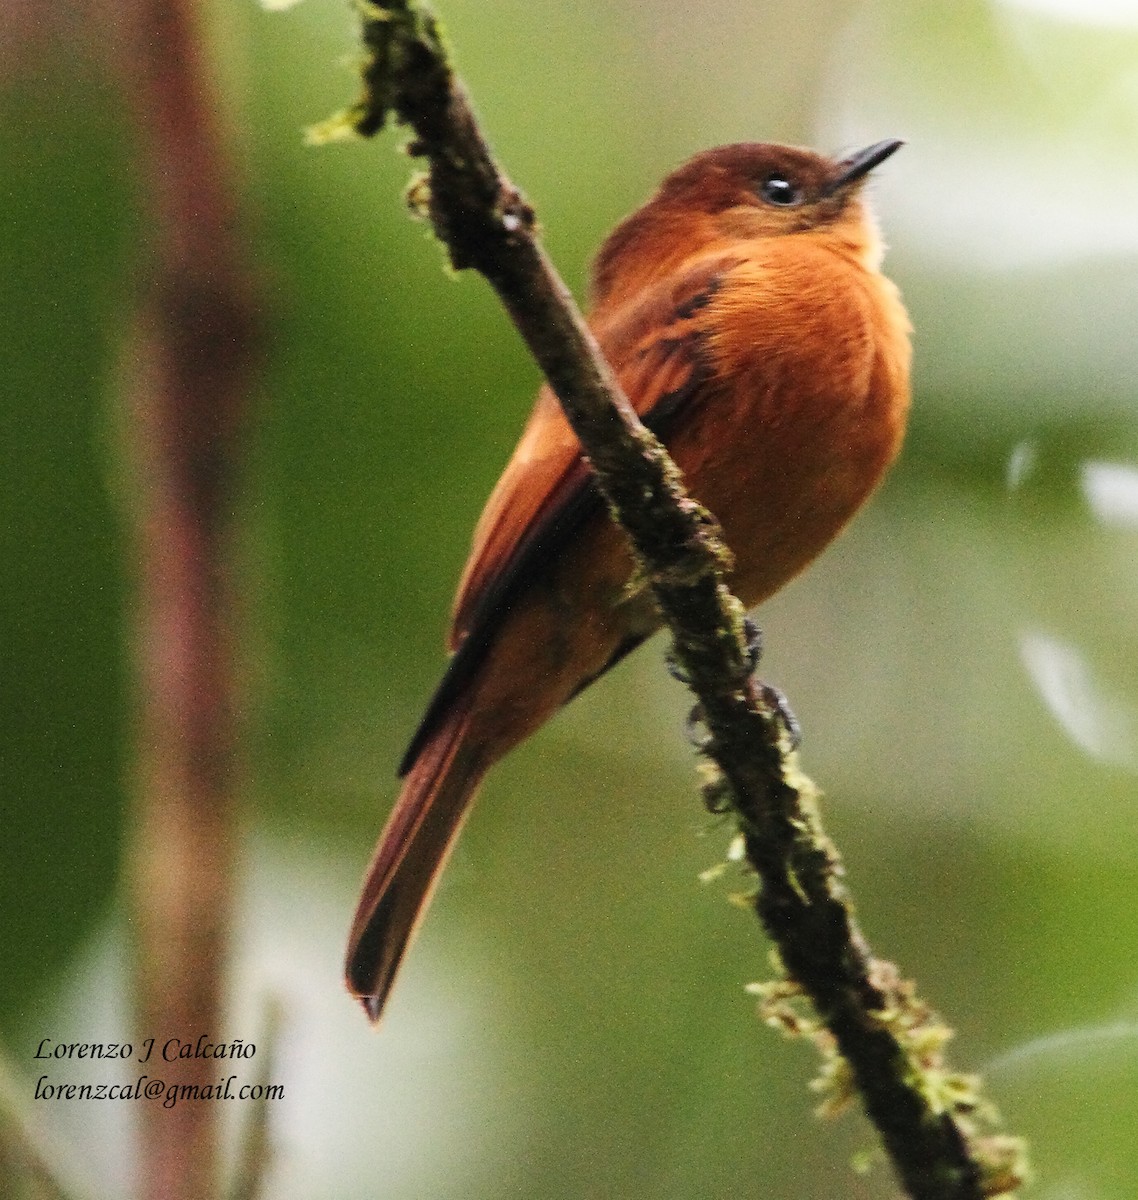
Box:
[400,256,737,776]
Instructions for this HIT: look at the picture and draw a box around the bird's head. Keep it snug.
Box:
[656,140,902,233]
[593,140,903,302]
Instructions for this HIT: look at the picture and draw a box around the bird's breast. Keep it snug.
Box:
[672,240,911,608]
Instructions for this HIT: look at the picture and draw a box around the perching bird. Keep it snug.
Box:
[347,139,912,1022]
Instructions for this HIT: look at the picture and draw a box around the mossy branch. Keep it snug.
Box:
[326,3,1027,1196]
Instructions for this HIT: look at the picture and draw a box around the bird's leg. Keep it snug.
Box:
[759,682,802,751]
[741,616,762,674]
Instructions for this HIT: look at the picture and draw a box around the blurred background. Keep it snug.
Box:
[4,0,1138,1196]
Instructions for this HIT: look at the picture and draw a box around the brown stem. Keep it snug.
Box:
[326,3,1027,1198]
[112,1,261,1197]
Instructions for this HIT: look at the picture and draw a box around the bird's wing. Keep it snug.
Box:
[452,254,736,645]
[400,253,739,776]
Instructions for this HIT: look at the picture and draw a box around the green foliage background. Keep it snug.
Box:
[4,1,1138,1196]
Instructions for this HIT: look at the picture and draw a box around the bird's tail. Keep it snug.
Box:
[345,701,486,1023]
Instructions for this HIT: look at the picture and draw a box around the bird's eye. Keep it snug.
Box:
[759,175,803,206]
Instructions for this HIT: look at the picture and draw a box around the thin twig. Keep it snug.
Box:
[112,1,262,1198]
[324,4,1027,1197]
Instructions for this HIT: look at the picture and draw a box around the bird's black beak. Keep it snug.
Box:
[822,139,904,197]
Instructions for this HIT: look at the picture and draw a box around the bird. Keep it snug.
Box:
[346,139,912,1022]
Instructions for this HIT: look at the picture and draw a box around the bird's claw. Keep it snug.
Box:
[685,702,711,750]
[760,683,802,750]
[665,647,691,685]
[742,616,763,674]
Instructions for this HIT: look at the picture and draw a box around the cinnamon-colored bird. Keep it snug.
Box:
[347,140,912,1021]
